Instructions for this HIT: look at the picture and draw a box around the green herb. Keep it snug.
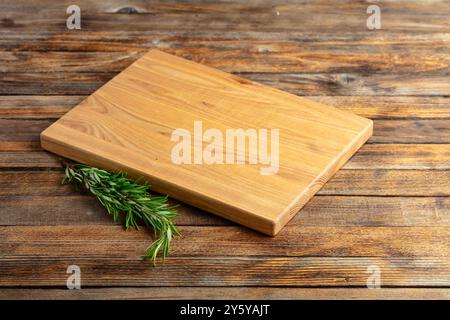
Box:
[62,164,179,265]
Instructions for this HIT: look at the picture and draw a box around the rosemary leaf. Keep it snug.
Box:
[62,164,179,265]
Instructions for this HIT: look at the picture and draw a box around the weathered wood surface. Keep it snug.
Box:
[2,256,450,287]
[4,72,450,96]
[2,225,450,258]
[1,0,450,299]
[1,287,450,300]
[1,0,450,33]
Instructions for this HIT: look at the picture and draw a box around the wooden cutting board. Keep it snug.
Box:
[41,49,372,236]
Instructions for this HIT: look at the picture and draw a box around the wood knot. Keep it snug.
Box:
[1,18,16,27]
[114,6,141,14]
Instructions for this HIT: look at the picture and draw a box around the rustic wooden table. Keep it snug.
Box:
[1,0,450,300]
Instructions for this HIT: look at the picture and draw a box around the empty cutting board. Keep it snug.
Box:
[41,49,373,236]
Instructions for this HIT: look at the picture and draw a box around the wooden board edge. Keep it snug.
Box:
[273,118,374,235]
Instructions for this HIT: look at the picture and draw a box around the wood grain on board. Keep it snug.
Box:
[40,49,373,235]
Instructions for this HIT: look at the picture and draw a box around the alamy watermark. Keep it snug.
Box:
[171,121,279,175]
[367,265,381,289]
[66,4,81,30]
[66,265,81,289]
[367,5,381,30]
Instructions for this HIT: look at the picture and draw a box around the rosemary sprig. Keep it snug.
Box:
[62,164,179,265]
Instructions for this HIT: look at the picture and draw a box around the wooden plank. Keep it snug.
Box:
[0,72,112,95]
[0,96,84,119]
[0,119,54,142]
[1,0,450,33]
[41,49,373,236]
[3,72,450,96]
[243,73,450,96]
[0,172,73,196]
[0,224,444,257]
[0,51,143,73]
[2,287,450,300]
[370,120,450,143]
[0,170,448,196]
[0,141,41,152]
[0,152,62,168]
[1,195,449,228]
[2,144,450,169]
[2,96,450,120]
[320,169,450,196]
[2,225,450,258]
[346,144,450,169]
[2,40,450,74]
[3,31,450,54]
[307,96,450,120]
[0,195,225,227]
[0,256,448,287]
